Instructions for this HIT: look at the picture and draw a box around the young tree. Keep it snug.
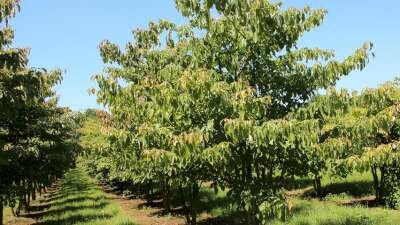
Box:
[294,81,400,205]
[94,1,372,224]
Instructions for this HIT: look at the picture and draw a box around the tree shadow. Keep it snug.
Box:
[19,169,124,225]
[19,210,49,220]
[196,217,244,225]
[283,177,315,190]
[296,180,375,200]
[52,195,106,206]
[33,213,113,225]
[28,202,52,212]
[140,187,232,219]
[197,211,246,225]
[45,201,109,217]
[321,180,375,198]
[307,216,375,225]
[137,198,164,209]
[340,196,378,207]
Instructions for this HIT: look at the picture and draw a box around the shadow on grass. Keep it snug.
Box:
[319,216,375,225]
[28,202,52,212]
[198,191,232,214]
[20,210,49,219]
[51,195,106,206]
[139,187,233,219]
[322,180,375,197]
[340,197,377,207]
[294,180,375,200]
[197,211,246,225]
[293,216,375,225]
[283,177,315,190]
[33,213,113,225]
[44,201,109,217]
[22,168,136,225]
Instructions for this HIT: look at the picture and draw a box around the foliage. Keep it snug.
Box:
[78,109,115,182]
[88,1,372,225]
[0,1,79,224]
[4,1,400,225]
[293,80,400,205]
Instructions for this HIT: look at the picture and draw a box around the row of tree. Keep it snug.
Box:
[78,1,400,225]
[0,1,79,224]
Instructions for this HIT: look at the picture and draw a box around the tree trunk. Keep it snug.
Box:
[27,192,31,212]
[16,195,23,217]
[313,176,322,198]
[371,166,381,202]
[32,183,37,201]
[0,196,4,225]
[162,178,171,212]
[146,181,154,205]
[179,185,190,224]
[189,183,200,225]
[379,166,387,204]
[39,183,42,197]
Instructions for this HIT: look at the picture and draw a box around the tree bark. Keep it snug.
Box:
[371,166,381,201]
[27,193,31,213]
[146,181,154,205]
[313,176,322,198]
[162,178,171,212]
[0,196,4,225]
[32,183,37,201]
[189,183,200,225]
[179,185,190,224]
[16,195,23,217]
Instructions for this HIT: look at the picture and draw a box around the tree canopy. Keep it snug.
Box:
[0,1,79,224]
[89,1,373,224]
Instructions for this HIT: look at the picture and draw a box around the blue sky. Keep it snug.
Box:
[11,1,400,110]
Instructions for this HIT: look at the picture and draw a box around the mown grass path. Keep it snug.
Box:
[6,169,400,225]
[33,168,135,225]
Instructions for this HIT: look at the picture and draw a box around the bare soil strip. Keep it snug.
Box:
[107,193,185,225]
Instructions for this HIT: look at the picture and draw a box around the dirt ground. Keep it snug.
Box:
[107,192,186,225]
[5,182,61,225]
[101,186,244,225]
[5,180,377,225]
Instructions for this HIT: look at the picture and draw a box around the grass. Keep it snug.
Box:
[5,169,394,225]
[4,206,35,224]
[186,172,400,225]
[197,186,232,217]
[284,172,375,200]
[270,199,400,225]
[34,168,136,225]
[321,172,375,198]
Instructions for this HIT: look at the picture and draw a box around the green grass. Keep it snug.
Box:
[197,186,232,217]
[29,168,396,225]
[284,172,375,200]
[270,199,400,225]
[35,168,136,225]
[184,172,400,225]
[321,172,375,198]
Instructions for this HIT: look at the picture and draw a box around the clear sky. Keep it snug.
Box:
[11,1,400,111]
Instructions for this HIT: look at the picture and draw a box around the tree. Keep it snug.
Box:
[0,1,78,223]
[293,81,400,205]
[93,1,372,224]
[336,82,400,207]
